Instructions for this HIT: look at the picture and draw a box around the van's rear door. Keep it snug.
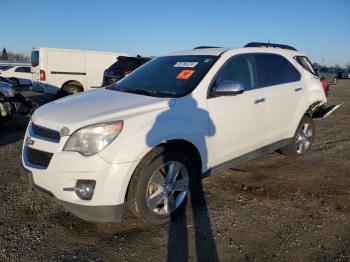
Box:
[31,50,40,85]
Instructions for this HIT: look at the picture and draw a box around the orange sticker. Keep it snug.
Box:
[176,70,195,80]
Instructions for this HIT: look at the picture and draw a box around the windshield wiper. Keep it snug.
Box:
[121,88,157,96]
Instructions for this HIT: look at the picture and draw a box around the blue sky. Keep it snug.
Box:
[2,0,350,66]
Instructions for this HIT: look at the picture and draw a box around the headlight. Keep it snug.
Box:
[63,121,123,156]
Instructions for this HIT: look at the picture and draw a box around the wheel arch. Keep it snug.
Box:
[163,139,202,175]
[124,139,202,202]
[61,80,84,91]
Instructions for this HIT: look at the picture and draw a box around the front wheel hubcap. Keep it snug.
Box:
[295,122,312,154]
[146,161,189,216]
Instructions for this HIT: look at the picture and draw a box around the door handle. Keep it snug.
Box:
[294,87,303,92]
[255,98,266,104]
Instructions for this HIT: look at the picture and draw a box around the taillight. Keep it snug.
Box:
[40,70,46,81]
[124,70,132,77]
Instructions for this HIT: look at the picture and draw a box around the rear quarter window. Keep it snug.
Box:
[294,56,318,76]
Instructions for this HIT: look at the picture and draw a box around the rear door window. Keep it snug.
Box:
[15,67,27,73]
[258,54,301,87]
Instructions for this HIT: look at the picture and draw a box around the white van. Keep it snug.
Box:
[30,48,129,94]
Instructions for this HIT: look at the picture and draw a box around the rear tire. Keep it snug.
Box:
[280,116,315,158]
[126,147,198,225]
[62,84,83,96]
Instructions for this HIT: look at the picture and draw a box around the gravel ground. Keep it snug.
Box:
[1,81,350,261]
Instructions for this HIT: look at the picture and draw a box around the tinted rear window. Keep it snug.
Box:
[31,51,39,67]
[259,54,300,86]
[108,60,142,71]
[15,67,26,72]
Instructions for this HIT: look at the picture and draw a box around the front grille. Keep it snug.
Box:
[31,123,60,142]
[26,147,53,169]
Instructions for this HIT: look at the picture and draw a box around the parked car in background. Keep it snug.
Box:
[335,68,345,79]
[0,76,13,86]
[342,69,350,79]
[102,56,152,86]
[0,81,37,120]
[320,76,329,96]
[30,47,129,95]
[316,67,337,84]
[0,65,32,86]
[21,42,341,225]
[0,61,31,71]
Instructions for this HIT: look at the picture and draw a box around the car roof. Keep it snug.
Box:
[117,56,152,61]
[166,48,229,56]
[165,47,305,57]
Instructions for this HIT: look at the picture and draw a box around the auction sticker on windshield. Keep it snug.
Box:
[176,70,195,80]
[174,62,198,68]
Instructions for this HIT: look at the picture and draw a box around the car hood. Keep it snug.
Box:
[31,89,174,132]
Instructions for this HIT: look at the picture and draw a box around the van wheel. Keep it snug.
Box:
[10,78,19,87]
[63,84,83,95]
[126,148,198,225]
[280,116,315,157]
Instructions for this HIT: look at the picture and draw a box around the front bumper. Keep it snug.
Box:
[20,165,124,223]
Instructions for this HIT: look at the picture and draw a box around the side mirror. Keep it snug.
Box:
[211,80,245,97]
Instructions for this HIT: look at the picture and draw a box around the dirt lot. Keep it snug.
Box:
[1,81,350,262]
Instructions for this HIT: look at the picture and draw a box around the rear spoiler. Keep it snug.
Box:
[310,102,343,119]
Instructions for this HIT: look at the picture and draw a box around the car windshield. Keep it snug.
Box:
[108,55,217,98]
[0,66,12,71]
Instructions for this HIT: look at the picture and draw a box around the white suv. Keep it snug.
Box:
[21,43,330,224]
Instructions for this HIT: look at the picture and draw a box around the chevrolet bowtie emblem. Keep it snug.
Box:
[60,127,70,136]
[26,137,35,146]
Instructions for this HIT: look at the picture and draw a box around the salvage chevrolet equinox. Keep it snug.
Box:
[22,42,338,224]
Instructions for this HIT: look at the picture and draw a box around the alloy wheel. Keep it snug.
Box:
[295,122,313,154]
[146,161,189,216]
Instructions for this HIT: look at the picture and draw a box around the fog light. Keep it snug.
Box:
[75,180,96,200]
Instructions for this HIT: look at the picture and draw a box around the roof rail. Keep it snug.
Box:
[193,46,221,49]
[244,42,297,51]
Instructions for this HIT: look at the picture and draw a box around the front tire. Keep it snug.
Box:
[280,116,315,157]
[126,148,197,225]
